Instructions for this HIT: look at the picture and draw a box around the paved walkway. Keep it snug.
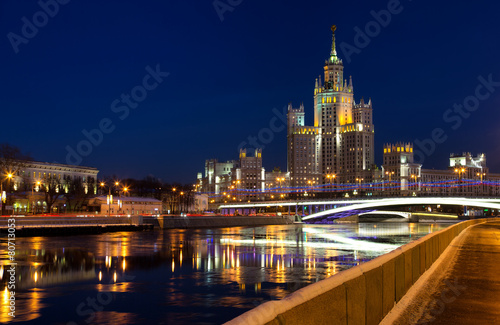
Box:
[385,221,500,324]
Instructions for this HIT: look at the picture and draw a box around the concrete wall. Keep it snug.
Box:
[158,216,292,229]
[0,216,140,227]
[225,218,500,325]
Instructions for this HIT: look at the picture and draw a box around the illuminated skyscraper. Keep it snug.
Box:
[287,103,322,187]
[288,26,375,187]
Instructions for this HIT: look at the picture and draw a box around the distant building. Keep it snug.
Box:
[3,160,98,213]
[287,26,375,187]
[287,103,322,187]
[420,152,499,197]
[193,193,209,212]
[234,149,265,201]
[89,196,161,215]
[264,167,290,200]
[197,149,267,202]
[377,145,500,197]
[382,143,422,195]
[199,158,238,195]
[9,160,98,193]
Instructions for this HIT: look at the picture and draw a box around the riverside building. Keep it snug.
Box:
[288,26,374,187]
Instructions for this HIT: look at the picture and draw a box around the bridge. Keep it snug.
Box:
[219,197,500,221]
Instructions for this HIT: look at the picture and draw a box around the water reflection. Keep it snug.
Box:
[0,223,450,324]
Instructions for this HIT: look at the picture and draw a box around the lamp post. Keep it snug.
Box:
[326,174,336,193]
[180,191,184,214]
[477,172,486,196]
[276,177,285,199]
[31,180,41,214]
[454,168,466,195]
[355,178,364,195]
[410,174,416,193]
[0,174,6,215]
[307,180,314,195]
[385,171,394,196]
[172,187,177,214]
[5,173,13,214]
[100,181,119,217]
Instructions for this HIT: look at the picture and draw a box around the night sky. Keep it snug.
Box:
[1,0,500,183]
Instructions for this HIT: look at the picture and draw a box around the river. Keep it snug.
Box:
[0,222,451,324]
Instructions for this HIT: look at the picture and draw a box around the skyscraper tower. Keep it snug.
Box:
[287,103,322,187]
[288,26,374,187]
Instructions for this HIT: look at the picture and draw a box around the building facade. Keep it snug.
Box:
[198,149,267,202]
[264,167,290,200]
[199,158,239,195]
[89,196,162,215]
[2,160,98,214]
[287,103,322,187]
[378,146,500,197]
[288,26,375,187]
[8,160,98,193]
[233,149,265,200]
[382,143,422,196]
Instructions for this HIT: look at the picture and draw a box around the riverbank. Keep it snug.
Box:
[0,215,293,236]
[381,220,500,324]
[225,218,499,325]
[150,215,293,229]
[0,215,152,236]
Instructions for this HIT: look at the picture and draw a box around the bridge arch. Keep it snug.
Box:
[302,197,500,221]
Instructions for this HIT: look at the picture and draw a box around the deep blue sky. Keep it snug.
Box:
[1,0,500,183]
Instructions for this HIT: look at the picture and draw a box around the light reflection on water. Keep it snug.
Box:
[0,223,449,324]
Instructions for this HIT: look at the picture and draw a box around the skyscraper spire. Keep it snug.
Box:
[329,25,339,63]
[330,25,337,57]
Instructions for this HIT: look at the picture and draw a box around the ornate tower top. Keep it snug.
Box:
[330,25,339,63]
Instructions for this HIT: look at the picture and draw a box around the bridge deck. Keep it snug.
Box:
[384,221,500,324]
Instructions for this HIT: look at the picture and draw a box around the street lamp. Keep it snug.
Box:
[326,174,336,192]
[1,173,13,214]
[355,178,364,196]
[5,173,13,213]
[454,168,466,195]
[477,172,486,196]
[31,180,41,214]
[276,177,285,199]
[179,191,185,214]
[100,181,120,216]
[385,171,395,182]
[385,171,395,196]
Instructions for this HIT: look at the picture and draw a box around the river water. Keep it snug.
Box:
[0,223,451,324]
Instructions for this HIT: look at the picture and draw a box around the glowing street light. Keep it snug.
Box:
[1,173,14,213]
[385,171,395,182]
[100,181,120,216]
[30,180,42,214]
[326,174,336,191]
[454,167,466,194]
[477,172,486,195]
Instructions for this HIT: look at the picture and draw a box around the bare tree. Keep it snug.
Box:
[41,176,63,213]
[0,143,33,174]
[64,178,87,212]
